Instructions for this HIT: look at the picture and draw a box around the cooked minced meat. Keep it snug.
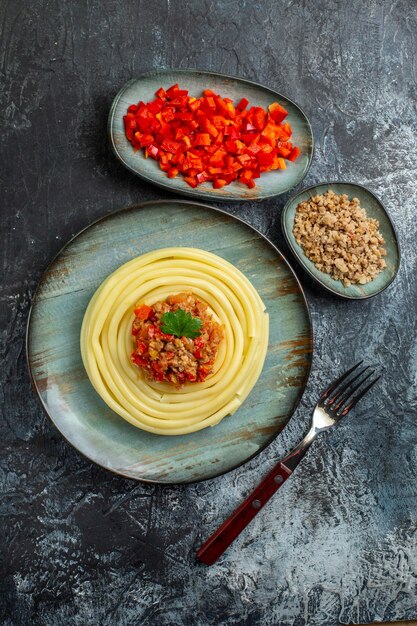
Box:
[292,189,387,287]
[131,292,224,385]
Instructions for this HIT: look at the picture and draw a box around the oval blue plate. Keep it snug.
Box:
[108,69,314,202]
[282,181,400,299]
[27,200,313,484]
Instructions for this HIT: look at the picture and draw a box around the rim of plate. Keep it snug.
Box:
[281,180,401,301]
[26,199,313,484]
[108,69,315,202]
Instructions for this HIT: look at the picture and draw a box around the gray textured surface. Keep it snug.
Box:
[1,1,417,624]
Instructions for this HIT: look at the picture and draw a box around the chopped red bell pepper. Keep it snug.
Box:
[160,138,181,153]
[155,87,167,101]
[135,341,147,355]
[123,85,300,190]
[236,97,249,111]
[147,144,159,159]
[268,102,288,123]
[134,304,153,320]
[287,146,301,161]
[131,353,147,367]
[196,171,209,184]
[194,133,211,146]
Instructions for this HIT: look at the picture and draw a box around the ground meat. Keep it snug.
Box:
[131,292,224,385]
[292,189,387,287]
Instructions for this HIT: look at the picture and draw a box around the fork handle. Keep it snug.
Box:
[196,461,291,565]
[196,429,317,565]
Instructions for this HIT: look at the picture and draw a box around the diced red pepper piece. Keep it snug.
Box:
[181,135,192,149]
[170,96,188,107]
[184,176,198,188]
[177,111,193,122]
[223,126,239,138]
[123,116,137,140]
[161,138,181,153]
[205,96,216,110]
[155,87,167,100]
[135,340,147,355]
[197,365,211,381]
[277,144,292,158]
[239,169,254,183]
[194,133,211,146]
[225,139,237,153]
[166,83,179,97]
[196,171,209,183]
[188,98,200,112]
[208,166,223,175]
[161,108,175,122]
[261,122,277,146]
[147,144,159,159]
[237,154,251,166]
[287,146,301,161]
[148,100,164,115]
[226,102,235,118]
[139,134,154,147]
[131,353,147,367]
[134,304,154,320]
[252,107,266,130]
[200,117,218,138]
[246,142,261,156]
[268,102,288,123]
[257,151,275,166]
[215,97,230,117]
[236,97,249,111]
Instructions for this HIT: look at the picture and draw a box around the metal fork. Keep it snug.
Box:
[196,362,380,565]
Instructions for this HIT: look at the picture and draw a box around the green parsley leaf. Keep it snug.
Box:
[160,309,203,339]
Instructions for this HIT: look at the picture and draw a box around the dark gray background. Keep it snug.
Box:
[1,1,416,625]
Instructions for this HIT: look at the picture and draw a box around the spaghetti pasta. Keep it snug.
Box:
[80,248,269,435]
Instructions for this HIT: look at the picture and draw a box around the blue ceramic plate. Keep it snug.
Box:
[282,182,400,299]
[108,69,313,202]
[27,200,312,484]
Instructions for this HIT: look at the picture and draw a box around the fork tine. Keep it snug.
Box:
[332,370,374,412]
[339,375,381,416]
[328,366,370,405]
[320,361,363,401]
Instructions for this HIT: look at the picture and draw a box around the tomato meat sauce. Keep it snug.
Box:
[123,84,301,190]
[131,293,224,385]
